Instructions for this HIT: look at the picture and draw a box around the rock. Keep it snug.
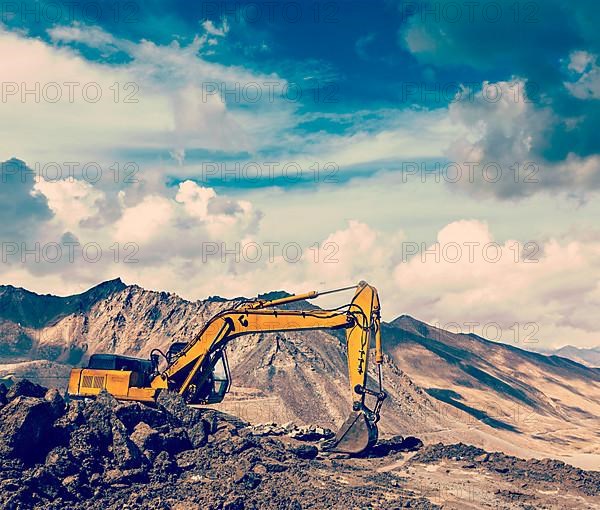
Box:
[55,399,85,429]
[111,419,143,469]
[104,467,148,485]
[160,427,192,455]
[369,435,423,457]
[220,435,260,455]
[130,422,162,452]
[150,451,180,482]
[224,496,245,510]
[157,391,202,427]
[263,460,289,473]
[0,396,55,463]
[115,401,168,432]
[0,383,8,406]
[82,391,119,447]
[45,447,78,478]
[401,436,424,452]
[252,463,268,475]
[1,478,20,491]
[103,468,125,485]
[187,419,210,448]
[6,379,47,400]
[233,467,262,489]
[69,425,103,465]
[212,419,242,443]
[44,388,65,418]
[289,444,318,460]
[61,472,85,495]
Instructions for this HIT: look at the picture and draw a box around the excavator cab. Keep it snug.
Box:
[200,349,230,404]
[166,343,231,405]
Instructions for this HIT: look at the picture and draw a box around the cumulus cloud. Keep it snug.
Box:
[445,79,600,198]
[4,167,600,349]
[397,1,600,199]
[391,220,600,348]
[122,217,600,349]
[33,178,104,231]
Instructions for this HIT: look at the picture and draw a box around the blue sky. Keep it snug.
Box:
[1,1,600,347]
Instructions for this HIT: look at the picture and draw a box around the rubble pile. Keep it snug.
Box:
[245,422,335,441]
[412,443,600,497]
[0,380,431,510]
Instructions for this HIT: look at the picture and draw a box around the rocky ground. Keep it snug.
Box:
[0,380,598,510]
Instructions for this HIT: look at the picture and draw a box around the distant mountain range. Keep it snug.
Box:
[0,279,598,468]
[531,344,600,368]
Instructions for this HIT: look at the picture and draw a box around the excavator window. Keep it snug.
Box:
[197,350,230,404]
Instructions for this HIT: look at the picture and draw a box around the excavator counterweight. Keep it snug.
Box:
[67,281,386,455]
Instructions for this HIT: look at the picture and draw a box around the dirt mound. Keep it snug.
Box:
[412,443,600,497]
[0,380,433,510]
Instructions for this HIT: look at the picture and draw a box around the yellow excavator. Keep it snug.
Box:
[68,281,386,454]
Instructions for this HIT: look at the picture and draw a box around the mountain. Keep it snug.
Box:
[385,316,600,467]
[0,278,125,329]
[0,280,598,469]
[533,345,600,368]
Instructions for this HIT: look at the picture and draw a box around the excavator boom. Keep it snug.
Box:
[68,281,386,455]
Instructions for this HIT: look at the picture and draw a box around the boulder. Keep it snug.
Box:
[68,425,103,465]
[45,447,79,478]
[44,388,65,419]
[114,401,168,432]
[111,419,144,469]
[157,390,202,427]
[81,391,119,446]
[0,396,55,463]
[187,419,210,448]
[159,427,192,455]
[6,379,47,400]
[130,422,162,452]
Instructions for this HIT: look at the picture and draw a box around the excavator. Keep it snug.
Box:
[68,281,386,455]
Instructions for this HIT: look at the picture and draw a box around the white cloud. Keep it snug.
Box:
[445,79,600,198]
[48,23,123,53]
[564,51,600,100]
[0,26,292,165]
[6,168,600,349]
[201,19,229,37]
[33,178,104,231]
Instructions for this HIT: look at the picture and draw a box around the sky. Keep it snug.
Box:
[1,0,600,348]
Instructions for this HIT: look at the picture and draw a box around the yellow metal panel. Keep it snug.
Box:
[105,370,132,396]
[68,369,83,395]
[346,282,379,402]
[126,386,158,402]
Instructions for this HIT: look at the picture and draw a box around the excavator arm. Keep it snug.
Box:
[68,281,386,454]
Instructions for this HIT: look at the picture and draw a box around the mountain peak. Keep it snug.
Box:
[90,278,127,293]
[0,278,128,329]
[391,315,432,337]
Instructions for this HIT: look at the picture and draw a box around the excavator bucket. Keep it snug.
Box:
[327,411,378,455]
